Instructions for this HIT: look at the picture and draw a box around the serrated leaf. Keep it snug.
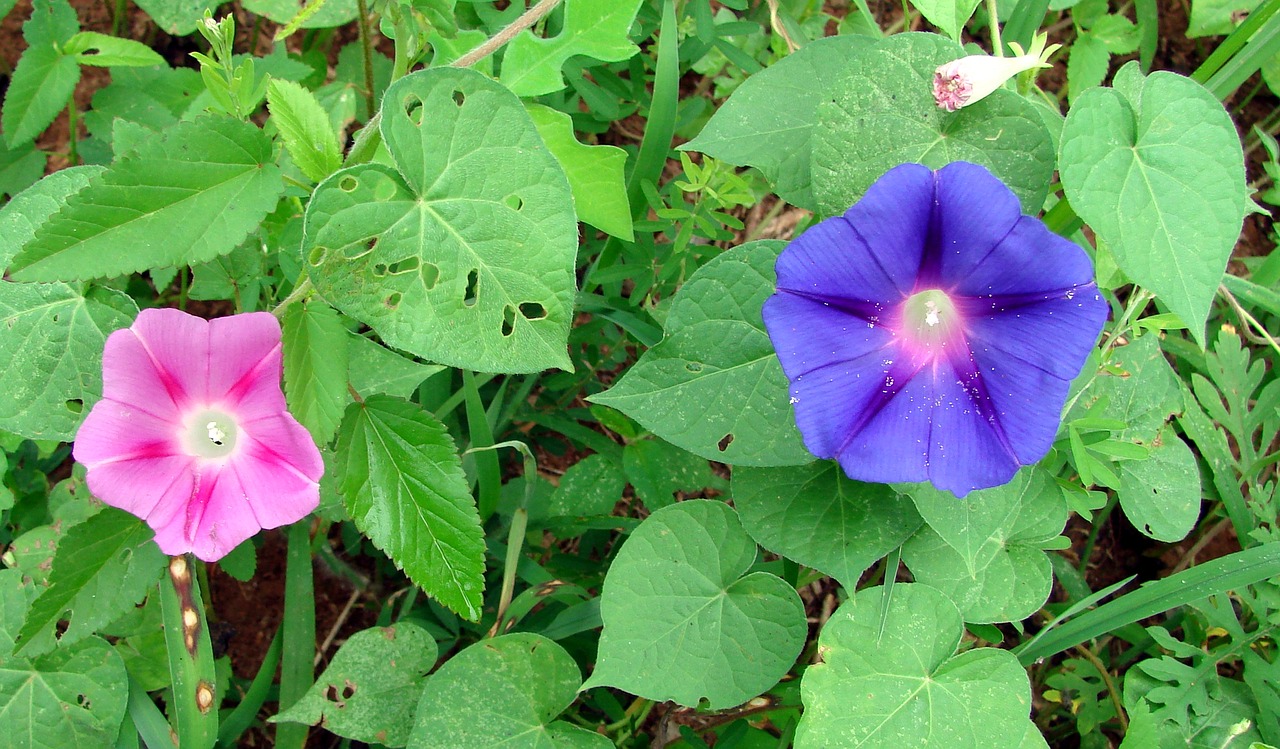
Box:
[22,0,79,48]
[9,117,284,282]
[14,508,167,657]
[911,0,981,39]
[683,34,874,211]
[526,103,632,240]
[0,164,102,271]
[268,78,343,183]
[0,282,137,440]
[499,0,645,97]
[796,583,1035,748]
[589,240,812,466]
[335,395,484,620]
[283,299,350,444]
[734,462,923,588]
[1060,65,1246,346]
[584,500,806,709]
[346,333,444,401]
[901,468,1067,623]
[274,622,437,746]
[64,31,166,67]
[1068,32,1111,103]
[0,570,129,749]
[131,0,222,35]
[1,44,81,149]
[0,141,46,200]
[305,67,577,374]
[1118,426,1201,542]
[1091,14,1140,54]
[407,633,610,749]
[813,33,1055,216]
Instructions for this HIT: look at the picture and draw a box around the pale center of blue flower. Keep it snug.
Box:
[900,289,963,355]
[182,408,239,460]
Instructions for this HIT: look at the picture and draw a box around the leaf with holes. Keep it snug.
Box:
[273,622,437,747]
[584,500,806,709]
[14,508,167,657]
[0,569,130,749]
[283,299,350,445]
[407,633,610,749]
[305,68,577,374]
[8,117,284,282]
[1060,65,1246,346]
[0,282,137,440]
[812,33,1054,217]
[499,0,645,98]
[734,462,923,588]
[901,468,1068,623]
[589,240,812,466]
[335,395,485,621]
[796,583,1037,748]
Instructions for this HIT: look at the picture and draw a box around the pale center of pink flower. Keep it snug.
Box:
[899,289,965,361]
[181,408,240,460]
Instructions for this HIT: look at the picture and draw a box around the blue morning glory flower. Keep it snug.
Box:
[762,162,1108,497]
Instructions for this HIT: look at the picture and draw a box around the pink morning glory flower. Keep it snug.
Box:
[73,309,323,561]
[762,162,1108,497]
[933,36,1060,111]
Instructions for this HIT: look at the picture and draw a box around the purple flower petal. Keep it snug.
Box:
[763,161,1107,496]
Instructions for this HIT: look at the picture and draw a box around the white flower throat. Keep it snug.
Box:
[182,409,239,459]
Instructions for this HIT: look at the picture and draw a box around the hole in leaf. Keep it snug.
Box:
[372,263,388,277]
[324,685,341,702]
[65,399,83,414]
[339,175,358,192]
[341,680,357,699]
[463,269,479,307]
[77,694,90,708]
[421,262,440,290]
[308,246,327,266]
[451,90,466,106]
[502,306,516,337]
[404,94,424,126]
[518,302,546,320]
[388,257,419,274]
[343,238,377,260]
[503,194,523,212]
[51,313,60,323]
[685,362,703,373]
[717,433,734,452]
[385,292,402,309]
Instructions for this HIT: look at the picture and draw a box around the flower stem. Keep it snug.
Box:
[355,0,376,119]
[987,0,1004,55]
[272,277,313,318]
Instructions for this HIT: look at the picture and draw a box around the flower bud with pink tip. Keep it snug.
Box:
[933,35,1060,111]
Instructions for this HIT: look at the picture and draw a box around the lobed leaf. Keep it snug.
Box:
[499,0,645,98]
[527,103,633,240]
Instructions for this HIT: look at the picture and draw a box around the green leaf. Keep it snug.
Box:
[23,0,79,48]
[273,622,437,747]
[407,633,610,749]
[347,333,444,401]
[1091,14,1141,53]
[682,34,875,211]
[1060,65,1246,346]
[8,117,284,282]
[546,454,625,519]
[0,282,137,440]
[813,32,1055,216]
[733,462,922,588]
[0,164,102,271]
[242,0,357,28]
[217,539,257,582]
[1187,0,1255,37]
[1072,333,1182,442]
[621,437,711,511]
[584,500,806,709]
[335,395,484,621]
[901,468,1068,623]
[268,78,343,183]
[64,31,166,66]
[1117,426,1201,542]
[14,508,167,657]
[0,141,46,200]
[305,67,578,374]
[1067,31,1111,103]
[589,240,812,466]
[283,299,350,445]
[499,0,645,97]
[1,44,80,149]
[796,583,1036,748]
[526,103,632,240]
[131,0,222,35]
[911,0,982,39]
[0,570,129,749]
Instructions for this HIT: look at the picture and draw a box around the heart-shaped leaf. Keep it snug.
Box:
[584,500,806,709]
[305,67,577,374]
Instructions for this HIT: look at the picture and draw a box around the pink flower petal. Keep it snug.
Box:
[83,452,198,541]
[128,308,212,407]
[208,312,288,414]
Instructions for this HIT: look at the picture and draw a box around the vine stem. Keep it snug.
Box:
[986,0,1004,55]
[1219,282,1280,359]
[355,0,376,118]
[271,277,313,318]
[345,0,565,165]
